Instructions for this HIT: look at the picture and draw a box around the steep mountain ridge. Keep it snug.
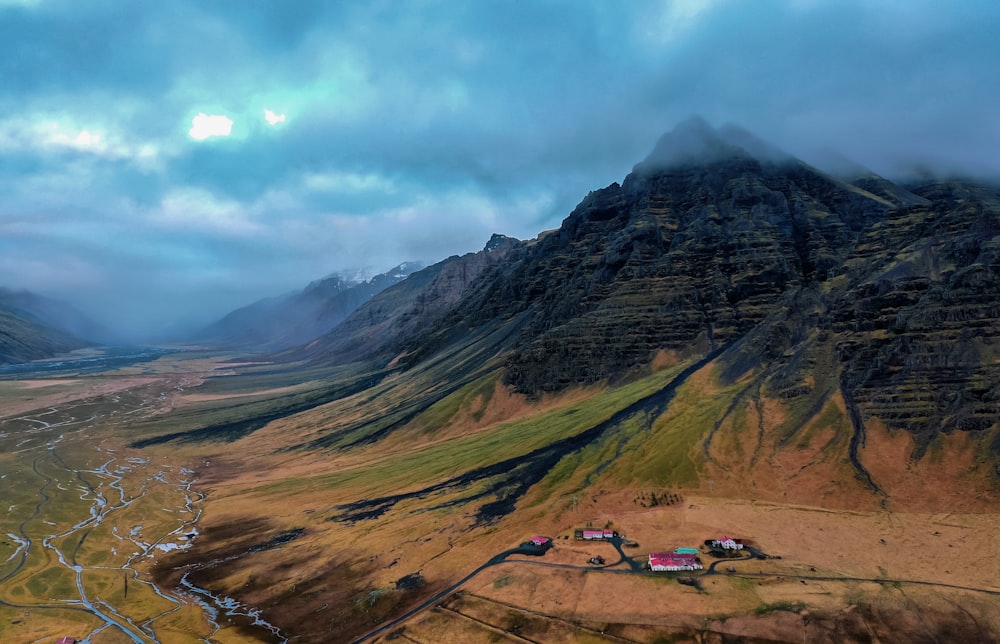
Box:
[291,120,1000,466]
[0,307,90,365]
[426,135,897,394]
[295,234,523,365]
[0,287,111,342]
[0,289,101,364]
[195,262,422,351]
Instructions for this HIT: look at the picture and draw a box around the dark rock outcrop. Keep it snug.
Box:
[304,121,1000,460]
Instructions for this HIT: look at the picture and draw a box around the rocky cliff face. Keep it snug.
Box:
[345,120,1000,465]
[829,181,1000,456]
[433,124,895,393]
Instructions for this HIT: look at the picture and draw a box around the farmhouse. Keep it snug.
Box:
[530,536,551,546]
[709,536,744,550]
[574,527,619,541]
[648,551,703,572]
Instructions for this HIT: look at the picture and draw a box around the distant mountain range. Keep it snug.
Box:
[0,261,427,364]
[0,288,104,364]
[193,262,424,351]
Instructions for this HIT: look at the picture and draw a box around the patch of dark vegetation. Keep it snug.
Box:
[150,518,304,586]
[246,528,305,554]
[418,488,495,513]
[754,600,806,615]
[394,572,426,592]
[299,321,522,451]
[330,346,726,525]
[130,370,393,447]
[634,490,684,508]
[333,378,474,451]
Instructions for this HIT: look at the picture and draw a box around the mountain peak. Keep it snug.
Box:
[637,117,791,173]
[483,233,519,252]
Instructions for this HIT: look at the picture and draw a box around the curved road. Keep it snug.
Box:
[351,537,1000,642]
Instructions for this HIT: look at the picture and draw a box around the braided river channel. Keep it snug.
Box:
[0,351,284,643]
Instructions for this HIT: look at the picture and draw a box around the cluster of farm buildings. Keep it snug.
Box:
[569,526,751,573]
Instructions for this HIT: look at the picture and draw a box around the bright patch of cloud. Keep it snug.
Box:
[49,129,112,155]
[0,116,161,169]
[41,122,106,151]
[639,0,723,46]
[264,109,286,126]
[302,170,395,194]
[189,113,233,140]
[156,187,260,236]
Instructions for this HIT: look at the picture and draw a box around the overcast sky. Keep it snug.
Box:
[2,0,998,338]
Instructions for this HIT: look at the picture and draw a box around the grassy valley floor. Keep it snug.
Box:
[4,350,1000,642]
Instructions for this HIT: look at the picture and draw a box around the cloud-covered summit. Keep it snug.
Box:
[638,117,792,172]
[1,0,998,338]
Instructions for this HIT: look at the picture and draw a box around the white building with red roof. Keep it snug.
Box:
[648,551,703,572]
[711,536,744,550]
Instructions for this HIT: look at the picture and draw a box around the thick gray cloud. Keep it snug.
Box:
[1,0,998,338]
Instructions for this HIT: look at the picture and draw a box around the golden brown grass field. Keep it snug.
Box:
[3,350,1000,642]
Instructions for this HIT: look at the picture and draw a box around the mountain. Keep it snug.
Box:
[0,289,97,364]
[229,117,1000,485]
[214,117,1000,525]
[290,234,522,364]
[134,121,1000,643]
[341,120,1000,463]
[193,262,423,351]
[0,287,112,343]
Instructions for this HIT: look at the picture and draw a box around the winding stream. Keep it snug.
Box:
[0,361,286,643]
